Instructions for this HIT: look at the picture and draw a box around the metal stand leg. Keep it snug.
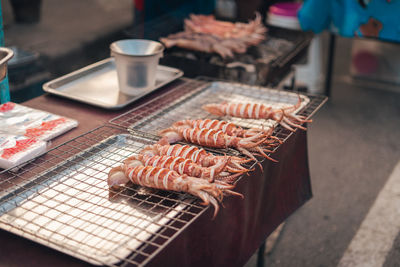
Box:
[324,33,336,97]
[257,240,266,267]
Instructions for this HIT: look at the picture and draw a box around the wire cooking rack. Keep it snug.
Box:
[0,78,326,266]
[110,78,208,132]
[0,126,208,266]
[110,78,327,149]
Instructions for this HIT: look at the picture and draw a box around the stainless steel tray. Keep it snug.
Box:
[43,58,183,109]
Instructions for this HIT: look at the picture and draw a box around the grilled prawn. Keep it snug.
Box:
[122,154,238,182]
[172,119,282,146]
[107,165,243,217]
[158,127,276,162]
[140,143,251,175]
[202,97,311,131]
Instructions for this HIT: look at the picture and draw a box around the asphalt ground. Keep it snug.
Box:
[245,37,400,267]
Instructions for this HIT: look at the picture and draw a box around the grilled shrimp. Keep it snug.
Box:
[202,96,311,131]
[122,154,239,182]
[172,118,282,146]
[140,142,251,174]
[108,165,243,218]
[158,127,276,162]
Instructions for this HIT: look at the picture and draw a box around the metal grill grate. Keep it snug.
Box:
[0,78,326,266]
[110,78,327,148]
[0,126,207,266]
[110,78,208,132]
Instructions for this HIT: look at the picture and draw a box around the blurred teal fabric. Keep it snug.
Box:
[0,1,10,104]
[298,0,400,42]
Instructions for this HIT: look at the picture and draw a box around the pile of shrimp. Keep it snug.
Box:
[107,139,250,218]
[160,12,267,58]
[108,97,310,218]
